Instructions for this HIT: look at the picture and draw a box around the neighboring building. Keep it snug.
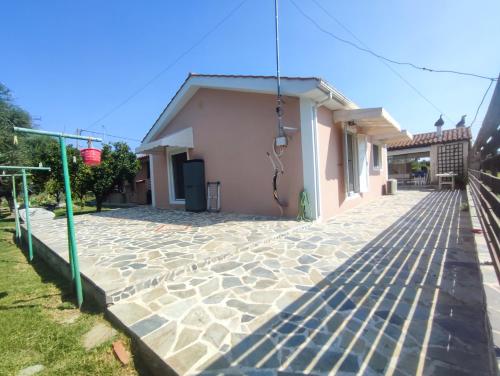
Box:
[104,156,152,205]
[129,156,152,205]
[387,125,472,186]
[136,74,411,221]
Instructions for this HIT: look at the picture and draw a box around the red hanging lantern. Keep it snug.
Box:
[81,140,101,166]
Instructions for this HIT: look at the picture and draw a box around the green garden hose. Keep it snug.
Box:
[297,190,310,221]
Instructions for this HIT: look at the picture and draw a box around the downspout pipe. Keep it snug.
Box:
[317,80,356,108]
[315,92,333,108]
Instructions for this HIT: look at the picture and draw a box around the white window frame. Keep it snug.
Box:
[357,134,369,193]
[372,143,382,170]
[166,147,189,205]
[148,154,156,207]
[343,125,360,196]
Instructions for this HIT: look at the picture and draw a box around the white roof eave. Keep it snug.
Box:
[142,75,358,144]
[332,107,412,143]
[136,127,194,154]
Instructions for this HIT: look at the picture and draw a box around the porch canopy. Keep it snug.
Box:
[136,127,194,154]
[333,107,412,143]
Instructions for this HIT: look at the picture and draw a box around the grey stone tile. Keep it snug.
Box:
[130,314,168,338]
[31,190,497,376]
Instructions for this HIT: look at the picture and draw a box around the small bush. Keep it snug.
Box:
[30,192,57,208]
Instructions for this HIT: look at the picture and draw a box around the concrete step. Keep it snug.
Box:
[26,208,307,306]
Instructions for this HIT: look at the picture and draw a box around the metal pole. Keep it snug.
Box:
[0,165,51,171]
[11,176,21,239]
[59,137,83,307]
[274,0,281,99]
[64,170,75,281]
[13,127,101,141]
[21,169,33,261]
[273,0,285,141]
[66,216,75,280]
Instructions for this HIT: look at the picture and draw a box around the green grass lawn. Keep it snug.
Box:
[0,210,139,375]
[53,206,111,218]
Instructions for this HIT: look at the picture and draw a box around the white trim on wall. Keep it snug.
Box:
[312,106,322,219]
[372,143,383,171]
[148,154,156,208]
[300,98,321,220]
[383,146,389,180]
[343,125,360,196]
[166,147,188,205]
[357,134,369,193]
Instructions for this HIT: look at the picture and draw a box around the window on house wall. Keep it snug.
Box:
[345,131,359,194]
[146,161,150,179]
[373,144,381,169]
[169,150,188,201]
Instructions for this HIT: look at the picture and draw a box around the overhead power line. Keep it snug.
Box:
[79,129,141,142]
[304,0,453,122]
[292,0,497,82]
[470,79,494,126]
[88,0,249,129]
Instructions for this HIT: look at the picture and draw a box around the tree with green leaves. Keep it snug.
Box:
[26,136,85,204]
[0,83,32,166]
[0,83,140,212]
[81,142,139,212]
[72,163,92,207]
[0,83,33,210]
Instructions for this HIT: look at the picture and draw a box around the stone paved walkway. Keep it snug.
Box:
[29,209,302,304]
[105,190,495,375]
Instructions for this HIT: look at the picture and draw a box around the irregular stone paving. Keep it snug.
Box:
[28,208,303,303]
[108,189,496,375]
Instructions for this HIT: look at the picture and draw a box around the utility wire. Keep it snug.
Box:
[88,0,248,129]
[80,129,141,143]
[470,79,494,126]
[294,0,497,82]
[307,0,453,122]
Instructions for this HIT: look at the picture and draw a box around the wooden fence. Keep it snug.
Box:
[469,169,500,280]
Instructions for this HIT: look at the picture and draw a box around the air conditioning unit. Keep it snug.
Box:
[387,179,397,195]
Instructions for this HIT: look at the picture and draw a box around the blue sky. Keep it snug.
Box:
[2,0,499,149]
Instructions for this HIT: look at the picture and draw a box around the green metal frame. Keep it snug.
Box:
[12,176,21,238]
[0,173,31,239]
[13,127,101,308]
[1,167,50,261]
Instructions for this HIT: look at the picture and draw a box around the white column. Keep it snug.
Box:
[148,154,156,208]
[383,145,389,180]
[357,135,369,192]
[300,98,321,220]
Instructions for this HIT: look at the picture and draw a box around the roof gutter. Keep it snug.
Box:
[317,80,357,109]
[315,92,332,107]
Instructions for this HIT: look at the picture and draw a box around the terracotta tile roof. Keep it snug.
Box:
[387,127,472,150]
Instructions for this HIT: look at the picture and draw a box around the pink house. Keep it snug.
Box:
[136,74,411,221]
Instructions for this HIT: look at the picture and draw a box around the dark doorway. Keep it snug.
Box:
[171,152,188,200]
